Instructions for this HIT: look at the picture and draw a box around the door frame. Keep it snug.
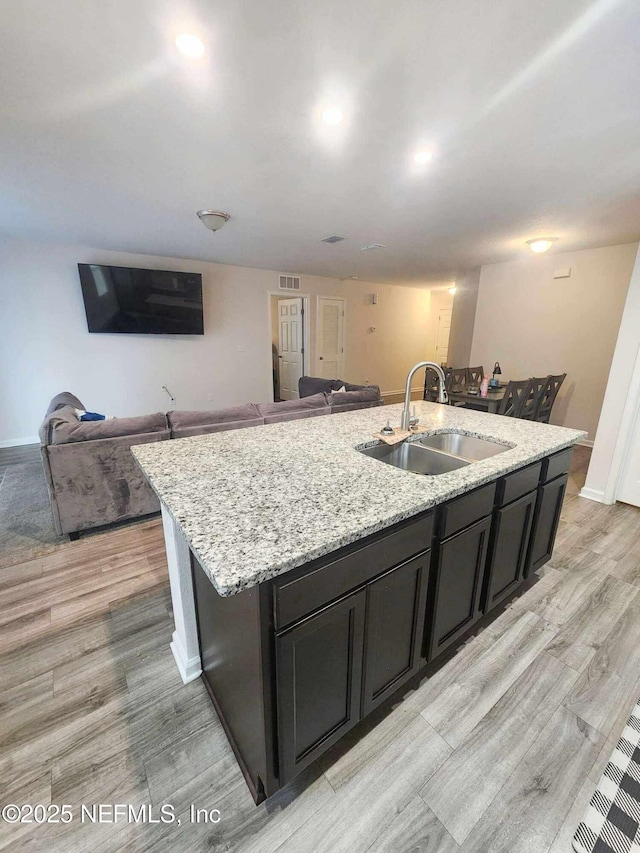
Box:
[267,292,311,403]
[315,296,346,379]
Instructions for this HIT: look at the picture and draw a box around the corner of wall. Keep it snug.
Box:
[448,268,481,367]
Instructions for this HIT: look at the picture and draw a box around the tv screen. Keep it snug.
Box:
[78,263,204,335]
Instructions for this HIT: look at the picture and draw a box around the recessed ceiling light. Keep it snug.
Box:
[175,33,205,59]
[322,107,344,126]
[526,237,558,254]
[448,285,457,295]
[414,148,434,165]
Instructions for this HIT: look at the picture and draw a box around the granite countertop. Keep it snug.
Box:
[132,402,586,596]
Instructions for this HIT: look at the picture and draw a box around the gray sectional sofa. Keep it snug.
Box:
[40,381,382,537]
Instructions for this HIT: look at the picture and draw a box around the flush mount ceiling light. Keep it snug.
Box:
[527,237,558,254]
[196,210,230,232]
[322,107,344,126]
[413,148,434,165]
[175,33,205,59]
[448,284,457,295]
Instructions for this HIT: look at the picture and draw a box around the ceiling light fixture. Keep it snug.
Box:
[175,33,205,59]
[196,210,230,232]
[526,237,558,254]
[448,285,457,295]
[414,148,434,165]
[322,107,344,126]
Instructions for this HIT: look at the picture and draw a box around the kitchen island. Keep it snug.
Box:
[133,401,585,803]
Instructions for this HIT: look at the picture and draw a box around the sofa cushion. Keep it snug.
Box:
[257,393,330,424]
[299,376,335,398]
[50,412,168,445]
[326,386,381,408]
[45,391,85,417]
[168,404,264,438]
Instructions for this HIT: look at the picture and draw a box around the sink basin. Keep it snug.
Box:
[359,441,470,475]
[418,432,509,462]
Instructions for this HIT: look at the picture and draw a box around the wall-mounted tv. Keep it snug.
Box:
[78,263,204,335]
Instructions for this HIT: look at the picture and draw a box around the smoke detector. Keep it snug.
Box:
[197,210,231,232]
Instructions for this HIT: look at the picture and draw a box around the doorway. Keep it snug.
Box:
[315,297,345,379]
[269,294,309,401]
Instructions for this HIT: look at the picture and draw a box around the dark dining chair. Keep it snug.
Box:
[446,368,468,392]
[467,366,484,387]
[423,367,440,402]
[536,374,566,423]
[519,377,548,421]
[497,379,533,418]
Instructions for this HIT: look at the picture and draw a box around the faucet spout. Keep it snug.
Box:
[401,362,449,430]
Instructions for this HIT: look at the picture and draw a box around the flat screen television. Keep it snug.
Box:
[78,263,204,335]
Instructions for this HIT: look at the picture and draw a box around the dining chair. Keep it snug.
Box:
[423,367,440,402]
[446,368,468,393]
[519,377,548,420]
[496,379,533,418]
[467,366,484,387]
[536,374,566,423]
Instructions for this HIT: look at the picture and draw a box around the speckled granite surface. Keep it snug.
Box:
[133,402,586,596]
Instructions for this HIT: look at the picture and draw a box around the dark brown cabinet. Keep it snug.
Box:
[525,473,568,577]
[427,515,492,661]
[192,447,573,803]
[276,589,366,783]
[362,551,430,716]
[483,490,536,612]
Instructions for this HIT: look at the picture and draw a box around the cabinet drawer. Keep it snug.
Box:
[497,461,542,506]
[274,512,434,630]
[542,447,573,483]
[438,482,496,539]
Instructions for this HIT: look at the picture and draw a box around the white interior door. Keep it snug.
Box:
[435,308,452,366]
[316,297,345,379]
[617,400,640,507]
[277,297,303,400]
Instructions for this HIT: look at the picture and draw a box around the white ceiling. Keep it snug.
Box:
[1,0,639,284]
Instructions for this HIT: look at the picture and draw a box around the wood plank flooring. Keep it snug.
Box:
[1,444,640,852]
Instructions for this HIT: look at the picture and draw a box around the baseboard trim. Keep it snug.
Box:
[170,631,202,685]
[0,436,39,449]
[578,486,606,503]
[578,439,594,448]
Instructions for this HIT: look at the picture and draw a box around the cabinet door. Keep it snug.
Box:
[484,490,536,612]
[525,474,568,577]
[362,551,431,716]
[276,589,365,783]
[427,516,492,662]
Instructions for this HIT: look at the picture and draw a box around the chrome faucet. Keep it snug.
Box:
[401,362,449,430]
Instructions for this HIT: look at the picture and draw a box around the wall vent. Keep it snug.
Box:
[279,274,300,291]
[321,235,347,243]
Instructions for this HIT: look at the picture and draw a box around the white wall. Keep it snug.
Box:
[581,244,640,502]
[469,243,638,440]
[448,268,480,367]
[0,236,436,444]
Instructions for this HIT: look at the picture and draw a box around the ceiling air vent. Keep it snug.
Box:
[321,235,347,243]
[279,274,300,291]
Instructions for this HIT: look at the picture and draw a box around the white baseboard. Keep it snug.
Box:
[578,439,594,448]
[0,436,39,449]
[170,632,202,685]
[578,486,606,503]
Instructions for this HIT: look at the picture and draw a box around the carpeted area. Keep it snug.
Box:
[0,458,66,568]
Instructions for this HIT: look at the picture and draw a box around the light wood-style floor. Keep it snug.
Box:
[2,446,640,852]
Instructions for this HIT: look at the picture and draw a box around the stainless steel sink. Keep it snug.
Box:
[418,432,509,462]
[359,441,470,475]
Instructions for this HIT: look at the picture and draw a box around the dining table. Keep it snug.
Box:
[447,385,507,414]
